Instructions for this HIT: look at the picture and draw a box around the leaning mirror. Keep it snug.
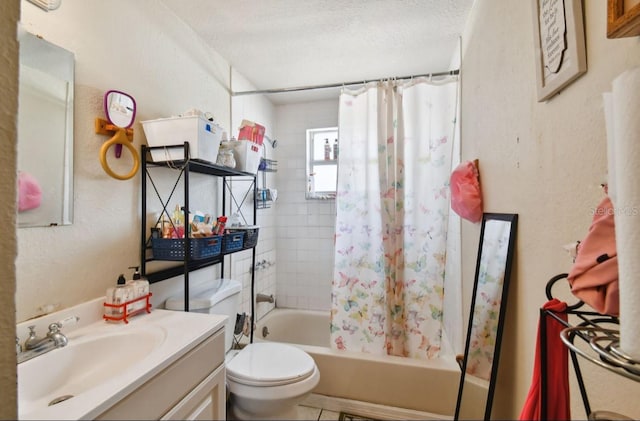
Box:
[455,213,518,420]
[17,28,74,227]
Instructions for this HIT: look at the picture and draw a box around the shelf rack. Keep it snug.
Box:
[256,157,277,209]
[542,273,636,418]
[140,142,257,312]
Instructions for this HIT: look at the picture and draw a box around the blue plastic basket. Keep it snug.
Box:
[152,236,222,261]
[227,226,260,250]
[222,232,244,253]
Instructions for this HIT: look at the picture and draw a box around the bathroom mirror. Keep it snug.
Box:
[17,28,74,228]
[455,213,518,420]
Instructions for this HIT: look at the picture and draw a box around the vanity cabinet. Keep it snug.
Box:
[140,142,257,310]
[96,327,226,420]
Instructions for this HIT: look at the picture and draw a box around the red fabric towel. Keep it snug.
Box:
[519,299,570,421]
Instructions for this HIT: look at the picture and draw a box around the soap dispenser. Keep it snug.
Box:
[127,266,149,313]
[105,274,131,317]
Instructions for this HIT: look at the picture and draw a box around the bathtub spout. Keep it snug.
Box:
[256,293,274,304]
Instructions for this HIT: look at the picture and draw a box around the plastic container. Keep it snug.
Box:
[231,140,262,174]
[141,115,223,163]
[227,225,260,249]
[222,232,244,253]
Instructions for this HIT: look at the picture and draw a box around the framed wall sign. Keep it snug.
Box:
[607,0,640,38]
[531,0,587,102]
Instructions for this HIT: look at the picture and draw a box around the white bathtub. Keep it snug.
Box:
[255,308,461,418]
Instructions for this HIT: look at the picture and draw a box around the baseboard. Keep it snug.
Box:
[303,393,453,421]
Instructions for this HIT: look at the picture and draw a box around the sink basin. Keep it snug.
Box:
[16,303,226,420]
[18,325,166,417]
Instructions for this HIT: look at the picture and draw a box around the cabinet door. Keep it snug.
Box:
[161,364,226,421]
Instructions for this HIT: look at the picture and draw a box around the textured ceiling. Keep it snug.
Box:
[160,0,474,104]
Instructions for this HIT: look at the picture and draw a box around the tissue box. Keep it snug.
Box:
[141,115,223,163]
[232,139,263,174]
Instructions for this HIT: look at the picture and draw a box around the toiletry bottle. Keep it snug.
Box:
[105,274,131,318]
[324,139,331,160]
[127,266,149,313]
[333,138,339,160]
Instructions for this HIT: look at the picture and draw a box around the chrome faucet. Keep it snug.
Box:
[18,316,79,364]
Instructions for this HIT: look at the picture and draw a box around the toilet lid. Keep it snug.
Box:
[226,342,316,386]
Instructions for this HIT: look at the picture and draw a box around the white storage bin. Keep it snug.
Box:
[141,115,223,163]
[231,139,262,174]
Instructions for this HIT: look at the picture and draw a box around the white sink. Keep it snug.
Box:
[18,326,166,415]
[16,302,226,420]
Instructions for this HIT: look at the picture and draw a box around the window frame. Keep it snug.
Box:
[306,126,338,200]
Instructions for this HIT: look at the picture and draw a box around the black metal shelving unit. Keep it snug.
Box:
[140,142,257,312]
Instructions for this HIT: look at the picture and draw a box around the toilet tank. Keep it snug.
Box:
[165,278,241,352]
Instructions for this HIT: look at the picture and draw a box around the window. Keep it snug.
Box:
[306,127,338,199]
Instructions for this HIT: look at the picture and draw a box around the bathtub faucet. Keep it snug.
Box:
[256,293,274,304]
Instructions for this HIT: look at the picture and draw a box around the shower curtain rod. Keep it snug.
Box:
[231,68,460,96]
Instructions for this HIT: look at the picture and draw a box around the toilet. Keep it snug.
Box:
[165,279,320,420]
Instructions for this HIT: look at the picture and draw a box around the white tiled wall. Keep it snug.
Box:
[229,71,278,322]
[274,99,339,311]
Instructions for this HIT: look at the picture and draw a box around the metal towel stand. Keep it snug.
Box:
[541,273,638,418]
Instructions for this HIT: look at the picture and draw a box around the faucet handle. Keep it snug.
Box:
[24,325,42,350]
[47,315,79,333]
[16,337,22,354]
[48,322,62,334]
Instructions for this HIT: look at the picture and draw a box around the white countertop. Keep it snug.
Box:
[17,298,226,420]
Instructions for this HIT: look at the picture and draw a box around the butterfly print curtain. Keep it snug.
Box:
[330,77,459,359]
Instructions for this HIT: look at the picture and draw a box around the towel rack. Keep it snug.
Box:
[541,274,639,418]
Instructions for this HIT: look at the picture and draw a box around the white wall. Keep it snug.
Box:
[15,0,274,328]
[461,1,640,418]
[274,99,339,310]
[0,1,19,418]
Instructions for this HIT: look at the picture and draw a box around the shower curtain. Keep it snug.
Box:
[330,77,458,359]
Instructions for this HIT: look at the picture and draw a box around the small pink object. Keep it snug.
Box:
[17,172,42,212]
[449,160,483,223]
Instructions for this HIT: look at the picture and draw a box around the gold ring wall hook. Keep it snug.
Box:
[95,117,140,180]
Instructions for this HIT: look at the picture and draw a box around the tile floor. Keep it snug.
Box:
[226,402,344,420]
[298,404,342,420]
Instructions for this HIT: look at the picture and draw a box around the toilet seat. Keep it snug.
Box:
[226,342,316,387]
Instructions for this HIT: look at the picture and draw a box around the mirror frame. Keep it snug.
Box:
[454,212,518,420]
[104,89,136,129]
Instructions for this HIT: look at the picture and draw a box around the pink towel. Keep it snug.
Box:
[567,196,619,316]
[18,172,42,212]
